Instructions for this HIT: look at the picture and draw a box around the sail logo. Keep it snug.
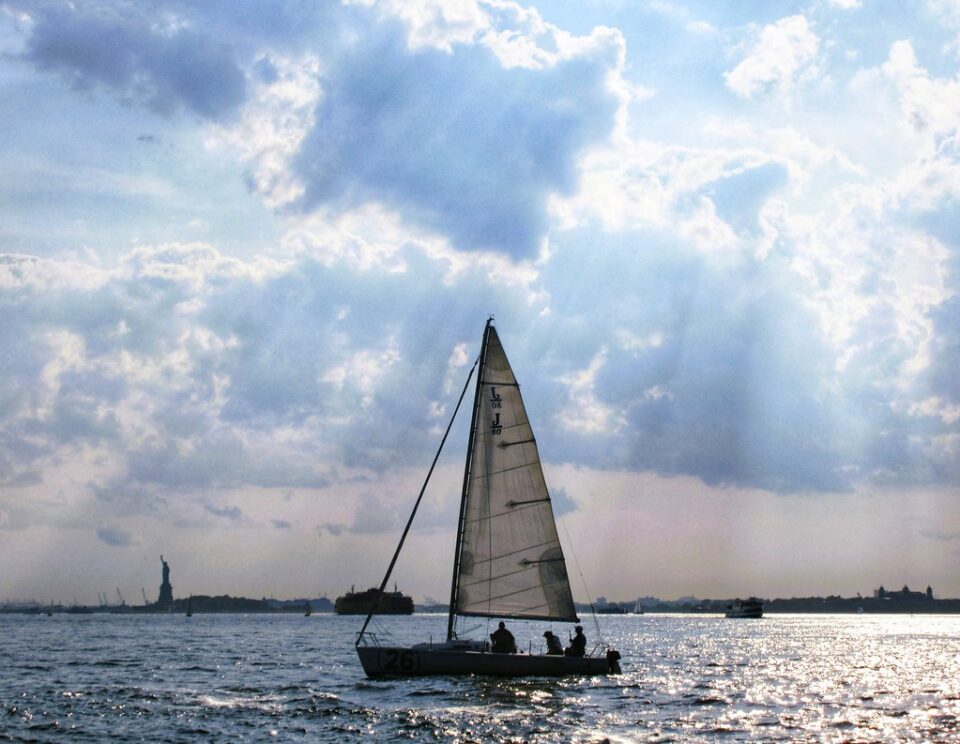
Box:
[489,387,503,435]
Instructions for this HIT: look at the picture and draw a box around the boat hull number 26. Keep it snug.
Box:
[378,649,420,673]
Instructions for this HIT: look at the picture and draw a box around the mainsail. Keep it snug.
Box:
[451,323,578,624]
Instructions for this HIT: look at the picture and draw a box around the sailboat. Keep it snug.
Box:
[186,595,193,617]
[355,319,621,677]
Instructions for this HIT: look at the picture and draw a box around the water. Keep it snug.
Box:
[2,613,958,742]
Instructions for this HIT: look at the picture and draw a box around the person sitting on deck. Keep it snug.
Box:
[490,621,517,653]
[565,625,586,657]
[543,630,563,655]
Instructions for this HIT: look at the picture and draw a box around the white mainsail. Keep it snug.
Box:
[453,325,578,622]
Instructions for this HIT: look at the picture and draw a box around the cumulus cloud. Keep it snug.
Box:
[882,40,960,141]
[0,238,540,521]
[725,15,819,98]
[12,1,625,259]
[290,8,623,258]
[1,2,959,540]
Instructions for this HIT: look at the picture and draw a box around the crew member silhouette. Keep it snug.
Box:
[543,630,563,655]
[565,625,586,657]
[490,621,517,653]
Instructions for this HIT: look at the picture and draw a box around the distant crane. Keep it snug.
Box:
[116,588,125,607]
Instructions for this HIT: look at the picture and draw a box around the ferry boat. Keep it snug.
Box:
[725,598,763,618]
[336,586,414,615]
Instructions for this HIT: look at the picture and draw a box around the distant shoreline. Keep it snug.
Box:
[5,596,960,615]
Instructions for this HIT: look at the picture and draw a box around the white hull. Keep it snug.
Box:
[357,645,616,678]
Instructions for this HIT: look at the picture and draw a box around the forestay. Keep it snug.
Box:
[453,326,578,623]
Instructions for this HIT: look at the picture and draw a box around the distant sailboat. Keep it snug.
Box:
[305,601,312,617]
[186,596,193,617]
[355,319,621,677]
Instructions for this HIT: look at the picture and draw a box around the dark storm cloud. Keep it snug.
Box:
[17,1,246,120]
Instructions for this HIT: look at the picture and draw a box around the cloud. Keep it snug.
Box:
[0,237,541,514]
[882,40,960,141]
[725,15,819,98]
[536,229,851,492]
[288,6,623,258]
[272,519,292,529]
[920,528,960,541]
[12,1,625,259]
[318,522,347,538]
[550,487,578,518]
[2,4,960,508]
[2,197,958,510]
[204,503,243,521]
[96,525,135,547]
[18,2,247,121]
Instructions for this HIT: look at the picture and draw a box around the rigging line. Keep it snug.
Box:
[558,513,606,646]
[355,352,480,647]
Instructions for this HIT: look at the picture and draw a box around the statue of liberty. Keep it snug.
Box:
[158,555,174,607]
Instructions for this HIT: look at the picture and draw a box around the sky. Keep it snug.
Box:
[1,0,959,607]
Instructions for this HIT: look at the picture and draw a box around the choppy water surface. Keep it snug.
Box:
[2,613,958,741]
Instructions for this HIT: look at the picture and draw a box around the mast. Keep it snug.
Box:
[446,317,493,641]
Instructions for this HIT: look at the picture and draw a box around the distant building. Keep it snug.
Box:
[873,584,932,601]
